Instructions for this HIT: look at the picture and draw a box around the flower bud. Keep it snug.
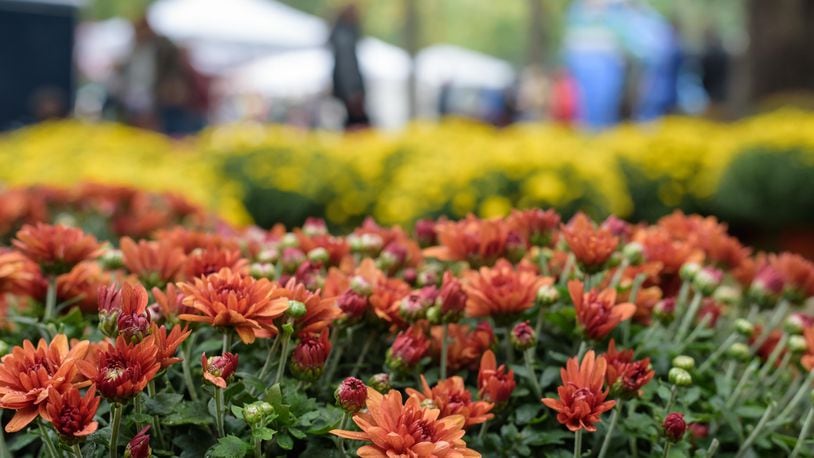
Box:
[734,319,755,337]
[386,327,430,372]
[117,312,151,344]
[622,242,644,265]
[672,355,695,371]
[402,268,418,285]
[693,267,723,296]
[668,367,692,386]
[399,293,429,322]
[679,262,701,282]
[303,217,328,237]
[349,275,372,296]
[417,269,439,287]
[202,352,239,388]
[379,242,408,272]
[335,377,367,414]
[663,412,686,442]
[286,300,307,319]
[510,321,536,351]
[337,289,368,321]
[280,233,299,249]
[727,342,751,361]
[414,219,438,248]
[256,248,278,264]
[505,232,526,263]
[307,247,329,265]
[348,233,383,256]
[280,247,305,273]
[789,334,808,353]
[536,284,559,307]
[749,266,784,305]
[99,248,124,270]
[785,314,805,335]
[436,272,466,323]
[368,373,392,393]
[242,402,264,425]
[290,330,331,382]
[249,262,275,279]
[713,286,740,306]
[124,426,151,458]
[689,422,709,441]
[653,298,676,323]
[0,340,8,357]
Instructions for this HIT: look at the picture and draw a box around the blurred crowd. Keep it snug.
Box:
[3,0,738,135]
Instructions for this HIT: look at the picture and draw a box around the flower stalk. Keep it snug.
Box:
[440,324,449,380]
[44,275,57,322]
[109,403,123,458]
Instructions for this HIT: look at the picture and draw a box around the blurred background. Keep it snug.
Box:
[1,0,814,254]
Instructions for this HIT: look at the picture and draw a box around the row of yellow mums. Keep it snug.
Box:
[2,109,814,228]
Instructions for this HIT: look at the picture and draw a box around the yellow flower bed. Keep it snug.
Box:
[3,109,814,228]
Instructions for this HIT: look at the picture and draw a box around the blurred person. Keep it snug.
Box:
[562,0,628,130]
[549,70,578,124]
[110,16,209,136]
[29,86,68,122]
[329,4,369,130]
[516,65,550,121]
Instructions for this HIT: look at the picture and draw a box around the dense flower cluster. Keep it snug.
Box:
[0,206,810,457]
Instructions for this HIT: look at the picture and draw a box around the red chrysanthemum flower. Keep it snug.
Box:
[387,325,431,372]
[126,425,152,458]
[464,259,548,320]
[568,280,635,340]
[0,334,90,432]
[477,350,515,405]
[178,268,289,344]
[561,213,619,273]
[335,376,367,414]
[507,208,561,247]
[603,339,654,397]
[43,385,100,442]
[542,350,616,432]
[117,282,151,343]
[201,352,238,389]
[407,375,494,428]
[77,336,160,402]
[331,388,480,458]
[13,223,102,275]
[771,253,814,302]
[290,329,332,381]
[120,237,186,289]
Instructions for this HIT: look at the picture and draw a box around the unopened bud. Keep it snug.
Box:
[349,276,372,296]
[622,242,644,265]
[257,248,278,264]
[99,248,124,270]
[668,367,693,386]
[536,284,559,306]
[734,319,754,337]
[663,412,686,442]
[510,321,536,351]
[727,342,750,361]
[243,402,264,425]
[307,247,329,264]
[286,300,307,318]
[679,262,701,282]
[280,233,299,248]
[672,355,695,371]
[368,373,391,393]
[713,286,740,306]
[335,377,367,414]
[789,335,808,353]
[693,267,723,296]
[785,314,805,335]
[249,262,274,279]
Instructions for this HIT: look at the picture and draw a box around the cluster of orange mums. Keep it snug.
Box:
[0,205,812,457]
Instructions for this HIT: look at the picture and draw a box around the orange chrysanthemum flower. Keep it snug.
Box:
[603,339,654,397]
[178,268,289,344]
[331,388,480,458]
[77,336,160,402]
[0,249,40,295]
[151,323,191,369]
[56,261,107,313]
[568,280,635,340]
[636,227,702,276]
[13,223,102,275]
[370,276,412,328]
[0,334,90,432]
[183,245,248,280]
[464,259,548,320]
[424,214,510,267]
[155,227,240,254]
[152,283,189,322]
[120,237,187,289]
[477,350,516,404]
[507,208,560,247]
[43,385,100,442]
[771,253,814,302]
[407,375,494,428]
[431,322,494,372]
[561,213,619,273]
[272,279,341,336]
[542,350,616,432]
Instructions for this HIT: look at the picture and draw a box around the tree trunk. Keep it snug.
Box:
[526,0,545,66]
[404,0,419,118]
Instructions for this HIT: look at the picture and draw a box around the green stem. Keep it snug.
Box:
[597,404,620,458]
[666,281,690,336]
[44,275,57,321]
[440,324,449,380]
[477,420,489,442]
[698,332,739,373]
[628,273,646,303]
[253,435,262,458]
[352,332,376,377]
[674,291,703,342]
[772,370,814,426]
[214,388,226,437]
[109,403,122,458]
[750,300,790,355]
[503,329,514,364]
[0,420,10,458]
[609,258,629,290]
[664,385,678,415]
[133,395,143,428]
[559,254,574,288]
[756,334,788,380]
[661,442,671,458]
[323,327,350,386]
[37,420,59,458]
[147,381,165,449]
[576,341,587,361]
[677,314,711,353]
[534,301,550,339]
[726,360,759,409]
[523,349,542,399]
[735,401,775,458]
[181,335,199,401]
[222,331,233,354]
[573,429,582,458]
[258,334,280,382]
[274,330,293,384]
[72,443,83,458]
[790,407,814,458]
[766,351,793,388]
[706,438,720,457]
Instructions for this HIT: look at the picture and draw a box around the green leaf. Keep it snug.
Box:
[144,392,185,416]
[253,427,277,441]
[523,428,571,446]
[207,435,250,458]
[231,405,244,419]
[288,427,307,440]
[540,366,561,389]
[515,404,542,425]
[8,432,38,451]
[276,432,294,450]
[165,401,214,426]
